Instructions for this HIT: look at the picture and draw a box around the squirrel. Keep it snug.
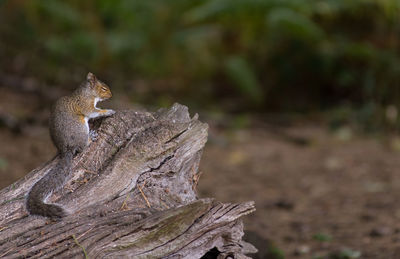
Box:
[26,72,115,219]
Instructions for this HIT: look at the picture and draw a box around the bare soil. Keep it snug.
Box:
[200,126,400,259]
[1,87,399,258]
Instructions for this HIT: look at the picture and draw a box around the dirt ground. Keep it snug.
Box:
[200,126,400,259]
[1,87,400,258]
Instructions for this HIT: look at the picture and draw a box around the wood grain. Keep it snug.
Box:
[0,103,256,258]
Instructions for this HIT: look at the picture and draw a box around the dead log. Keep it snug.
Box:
[0,103,256,258]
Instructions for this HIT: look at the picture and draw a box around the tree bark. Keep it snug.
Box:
[0,103,256,258]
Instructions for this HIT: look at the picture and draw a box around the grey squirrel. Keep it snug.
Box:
[26,72,115,219]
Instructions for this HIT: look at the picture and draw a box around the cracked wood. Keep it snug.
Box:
[0,103,256,258]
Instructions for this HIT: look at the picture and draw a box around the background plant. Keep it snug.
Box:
[1,0,399,129]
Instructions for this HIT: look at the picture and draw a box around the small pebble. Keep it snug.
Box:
[370,226,392,237]
[293,245,310,256]
[274,199,295,210]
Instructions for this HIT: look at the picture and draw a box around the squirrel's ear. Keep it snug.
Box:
[87,72,96,87]
[87,72,96,81]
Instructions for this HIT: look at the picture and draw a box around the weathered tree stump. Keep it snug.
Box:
[0,103,256,258]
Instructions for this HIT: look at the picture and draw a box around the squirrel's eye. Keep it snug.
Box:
[101,87,107,92]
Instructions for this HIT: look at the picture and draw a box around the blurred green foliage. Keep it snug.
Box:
[0,157,8,171]
[0,0,399,120]
[312,232,333,242]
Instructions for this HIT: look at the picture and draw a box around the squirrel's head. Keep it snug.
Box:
[86,72,112,100]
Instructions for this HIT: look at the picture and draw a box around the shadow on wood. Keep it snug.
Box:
[0,103,256,258]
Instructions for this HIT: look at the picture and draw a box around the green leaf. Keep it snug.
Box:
[266,7,324,42]
[0,157,8,170]
[36,0,81,27]
[267,242,285,259]
[224,56,263,104]
[185,0,277,22]
[313,233,332,242]
[329,248,361,259]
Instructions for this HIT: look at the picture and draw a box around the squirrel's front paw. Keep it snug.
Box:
[106,109,116,116]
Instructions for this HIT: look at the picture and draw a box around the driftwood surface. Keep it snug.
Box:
[0,103,256,258]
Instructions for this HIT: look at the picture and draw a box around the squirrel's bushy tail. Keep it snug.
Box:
[26,150,74,219]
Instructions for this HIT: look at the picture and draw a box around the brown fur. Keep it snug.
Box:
[26,73,115,219]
